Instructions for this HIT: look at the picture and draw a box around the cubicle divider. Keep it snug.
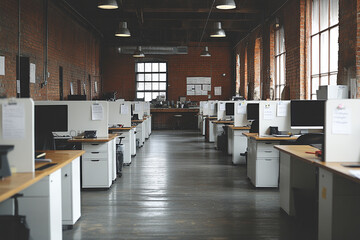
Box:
[259,101,291,137]
[234,101,251,127]
[0,98,34,172]
[108,101,131,127]
[132,101,145,119]
[35,101,109,138]
[324,99,360,162]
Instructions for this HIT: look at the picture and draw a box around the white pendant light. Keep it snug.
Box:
[115,22,131,37]
[133,46,145,58]
[98,0,118,9]
[216,0,236,10]
[210,22,226,37]
[200,46,211,57]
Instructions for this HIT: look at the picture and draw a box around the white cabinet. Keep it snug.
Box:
[232,129,248,165]
[62,157,81,225]
[247,139,280,187]
[136,123,144,147]
[131,127,136,156]
[121,131,131,165]
[82,141,112,188]
[19,169,62,240]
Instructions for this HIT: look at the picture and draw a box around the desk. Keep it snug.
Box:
[0,150,84,240]
[212,120,234,150]
[109,127,132,165]
[69,134,118,188]
[228,126,250,164]
[244,133,297,187]
[150,108,199,130]
[132,119,145,147]
[275,145,360,240]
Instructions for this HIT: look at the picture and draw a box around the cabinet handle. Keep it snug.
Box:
[91,160,100,162]
[265,159,272,161]
[91,152,99,154]
[265,151,272,153]
[265,142,272,144]
[65,174,68,177]
[91,144,99,146]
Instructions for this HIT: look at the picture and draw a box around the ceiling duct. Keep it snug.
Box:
[117,46,188,55]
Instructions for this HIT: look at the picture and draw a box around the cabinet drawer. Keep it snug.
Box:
[82,157,108,162]
[255,158,279,187]
[257,142,279,158]
[82,160,109,187]
[82,143,108,152]
[82,151,108,159]
[21,176,50,197]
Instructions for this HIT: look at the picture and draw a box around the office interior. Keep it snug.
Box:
[0,0,360,239]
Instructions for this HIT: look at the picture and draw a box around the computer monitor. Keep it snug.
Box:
[225,102,234,116]
[290,100,325,129]
[35,105,68,150]
[246,103,259,121]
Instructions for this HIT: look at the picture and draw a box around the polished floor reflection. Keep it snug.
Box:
[63,130,314,240]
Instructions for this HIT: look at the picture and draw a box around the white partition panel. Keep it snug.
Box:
[259,101,291,137]
[132,101,144,120]
[217,101,233,120]
[35,101,109,138]
[0,98,34,172]
[324,99,360,162]
[234,101,251,127]
[108,101,131,127]
[208,101,217,116]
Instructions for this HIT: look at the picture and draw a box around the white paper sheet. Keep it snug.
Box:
[277,101,288,117]
[214,87,222,96]
[187,85,195,91]
[0,56,5,76]
[202,85,211,91]
[237,102,246,114]
[91,104,104,120]
[187,90,195,95]
[2,103,25,139]
[264,104,274,120]
[30,63,36,83]
[349,170,360,179]
[332,107,351,134]
[219,102,225,111]
[120,104,128,114]
[201,90,208,95]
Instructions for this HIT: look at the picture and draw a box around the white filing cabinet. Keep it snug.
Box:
[135,122,145,147]
[130,127,136,156]
[18,169,62,240]
[82,141,112,188]
[247,138,279,187]
[61,157,81,225]
[231,128,249,165]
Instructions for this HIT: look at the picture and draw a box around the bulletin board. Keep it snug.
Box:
[186,77,211,96]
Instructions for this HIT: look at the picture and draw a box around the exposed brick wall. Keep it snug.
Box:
[102,42,233,102]
[254,37,261,99]
[0,0,101,100]
[234,0,359,100]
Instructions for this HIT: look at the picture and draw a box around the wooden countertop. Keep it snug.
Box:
[0,150,84,203]
[230,126,251,130]
[68,133,119,143]
[242,133,298,141]
[212,120,234,124]
[274,145,360,185]
[150,108,199,113]
[109,127,132,131]
[131,119,144,123]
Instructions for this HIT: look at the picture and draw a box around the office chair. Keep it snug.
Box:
[295,133,324,145]
[249,120,259,133]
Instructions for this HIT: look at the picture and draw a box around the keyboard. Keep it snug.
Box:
[53,135,71,139]
[35,163,57,171]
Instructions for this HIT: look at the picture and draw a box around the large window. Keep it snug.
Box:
[135,62,167,101]
[275,26,286,100]
[310,0,339,99]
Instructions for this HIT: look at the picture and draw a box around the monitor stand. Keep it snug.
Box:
[0,145,14,179]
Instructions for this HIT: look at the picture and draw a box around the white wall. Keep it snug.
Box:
[259,101,291,137]
[108,101,131,127]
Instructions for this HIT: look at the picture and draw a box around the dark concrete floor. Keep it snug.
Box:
[63,130,315,240]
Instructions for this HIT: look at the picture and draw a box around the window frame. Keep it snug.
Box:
[135,61,168,101]
[274,26,286,100]
[310,0,339,99]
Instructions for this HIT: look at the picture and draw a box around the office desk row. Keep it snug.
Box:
[275,145,360,240]
[0,150,84,240]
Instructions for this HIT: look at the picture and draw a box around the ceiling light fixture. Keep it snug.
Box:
[216,0,236,10]
[210,22,226,37]
[200,46,211,57]
[97,0,118,9]
[133,46,145,58]
[115,22,131,37]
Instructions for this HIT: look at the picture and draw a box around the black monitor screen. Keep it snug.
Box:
[35,105,68,150]
[225,102,234,116]
[247,103,259,120]
[290,100,325,129]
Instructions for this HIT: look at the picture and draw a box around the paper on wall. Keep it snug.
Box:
[0,56,5,76]
[237,102,246,114]
[202,85,211,91]
[91,104,104,120]
[187,85,195,91]
[263,104,275,120]
[332,107,351,135]
[120,104,129,115]
[219,102,225,111]
[30,63,36,83]
[214,87,222,96]
[187,90,195,95]
[277,101,288,117]
[201,90,208,95]
[2,103,25,139]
